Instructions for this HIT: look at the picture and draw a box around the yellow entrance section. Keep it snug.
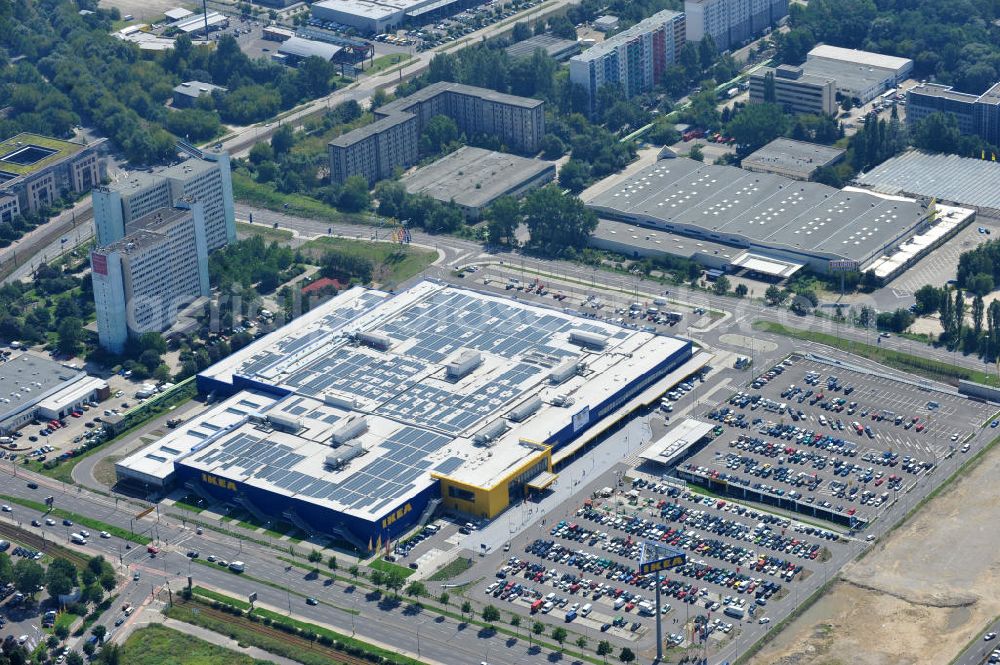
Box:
[432,444,552,519]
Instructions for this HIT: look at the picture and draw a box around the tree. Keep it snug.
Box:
[727,103,789,154]
[406,581,427,598]
[384,570,405,597]
[13,559,44,596]
[46,558,78,600]
[764,285,785,306]
[973,293,985,336]
[348,565,360,582]
[539,135,565,159]
[419,114,460,155]
[461,600,473,619]
[510,614,521,634]
[619,647,636,663]
[548,14,576,40]
[438,592,450,605]
[327,555,338,571]
[83,641,96,657]
[0,553,13,587]
[338,175,371,213]
[558,159,591,192]
[308,550,322,563]
[914,285,945,315]
[370,569,385,590]
[511,21,532,42]
[271,124,295,156]
[552,626,568,649]
[576,636,588,649]
[91,624,107,643]
[531,620,544,643]
[66,651,84,665]
[57,316,83,355]
[688,144,704,161]
[735,283,748,298]
[713,275,731,295]
[522,185,598,255]
[597,639,613,663]
[485,196,521,246]
[482,604,501,626]
[911,112,962,154]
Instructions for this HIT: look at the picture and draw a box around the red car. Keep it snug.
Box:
[147,545,159,555]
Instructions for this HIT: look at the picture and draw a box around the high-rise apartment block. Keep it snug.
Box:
[907,82,1000,148]
[329,82,545,185]
[93,149,235,252]
[749,65,837,116]
[684,0,787,52]
[568,9,686,113]
[91,201,210,354]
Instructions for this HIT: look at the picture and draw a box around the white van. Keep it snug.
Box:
[613,597,626,610]
[581,603,592,617]
[228,561,245,573]
[70,533,87,545]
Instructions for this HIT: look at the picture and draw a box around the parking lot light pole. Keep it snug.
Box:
[654,570,662,662]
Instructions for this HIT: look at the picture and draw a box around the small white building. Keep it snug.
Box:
[593,15,619,32]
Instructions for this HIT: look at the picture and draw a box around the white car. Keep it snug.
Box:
[100,531,111,539]
[759,617,771,624]
[986,633,998,641]
[1,505,10,512]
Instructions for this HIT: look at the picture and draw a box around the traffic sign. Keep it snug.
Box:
[638,541,686,576]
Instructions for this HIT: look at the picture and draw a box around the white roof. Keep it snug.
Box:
[807,45,912,73]
[116,390,278,485]
[164,7,192,20]
[37,377,108,414]
[640,419,715,465]
[278,36,343,60]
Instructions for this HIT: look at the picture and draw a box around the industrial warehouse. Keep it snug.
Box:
[116,281,706,548]
[585,156,974,278]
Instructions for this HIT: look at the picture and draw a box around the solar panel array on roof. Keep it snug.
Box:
[192,425,455,512]
[377,362,541,434]
[283,348,426,401]
[380,290,580,362]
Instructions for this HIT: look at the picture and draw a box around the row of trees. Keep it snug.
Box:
[482,185,598,257]
[0,2,340,165]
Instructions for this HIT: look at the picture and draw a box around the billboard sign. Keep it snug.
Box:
[92,252,108,276]
[638,541,686,575]
[572,406,590,433]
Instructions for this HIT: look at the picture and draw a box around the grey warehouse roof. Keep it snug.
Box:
[742,138,846,179]
[173,81,226,99]
[505,34,580,60]
[0,354,83,422]
[855,150,1000,213]
[278,36,343,60]
[401,146,554,211]
[800,58,893,93]
[586,157,928,263]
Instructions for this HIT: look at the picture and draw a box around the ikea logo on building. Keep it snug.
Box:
[202,473,237,492]
[381,503,412,529]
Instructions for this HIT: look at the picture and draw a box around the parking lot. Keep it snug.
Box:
[478,477,851,655]
[676,356,995,526]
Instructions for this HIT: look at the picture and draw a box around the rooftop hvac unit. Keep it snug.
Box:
[356,331,391,350]
[322,392,359,410]
[268,412,302,432]
[473,419,507,446]
[331,414,368,445]
[324,442,365,469]
[446,349,482,380]
[508,395,542,422]
[549,359,579,384]
[570,330,607,350]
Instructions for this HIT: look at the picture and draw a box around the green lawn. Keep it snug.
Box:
[236,221,294,242]
[753,320,1000,387]
[233,172,372,225]
[192,586,251,610]
[426,556,473,581]
[365,53,413,74]
[301,236,436,287]
[368,558,414,578]
[122,623,270,665]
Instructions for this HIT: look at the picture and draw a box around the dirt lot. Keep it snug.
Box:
[750,436,1000,665]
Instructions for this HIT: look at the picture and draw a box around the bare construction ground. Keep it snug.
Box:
[750,437,1000,665]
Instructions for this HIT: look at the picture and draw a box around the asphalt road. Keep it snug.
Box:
[953,625,1000,665]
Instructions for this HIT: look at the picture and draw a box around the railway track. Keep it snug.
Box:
[178,599,387,665]
[0,521,89,568]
